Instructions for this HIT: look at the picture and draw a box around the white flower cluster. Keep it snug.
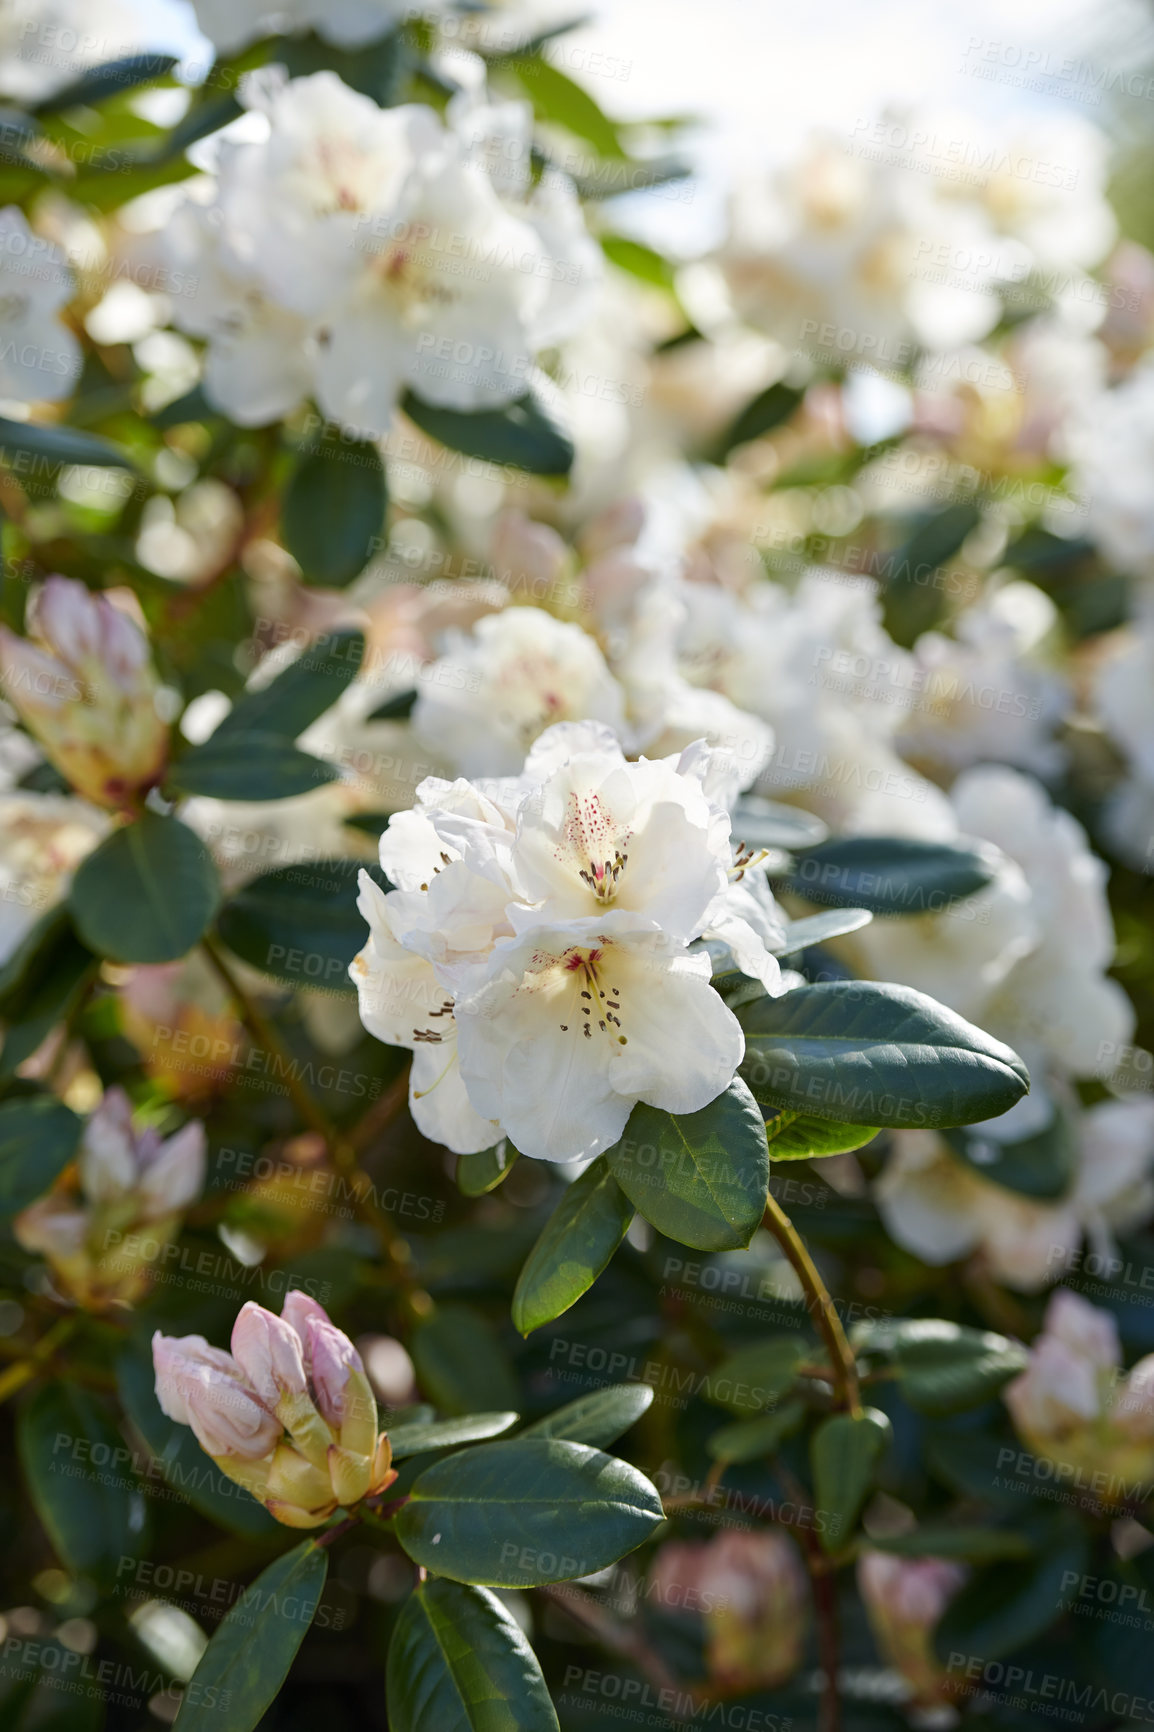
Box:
[350,721,785,1162]
[164,69,601,436]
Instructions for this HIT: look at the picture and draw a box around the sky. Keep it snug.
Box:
[146,0,1151,250]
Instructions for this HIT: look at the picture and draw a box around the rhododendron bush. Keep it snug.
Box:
[0,1,1153,1728]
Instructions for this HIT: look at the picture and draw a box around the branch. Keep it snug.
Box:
[762,1188,862,1418]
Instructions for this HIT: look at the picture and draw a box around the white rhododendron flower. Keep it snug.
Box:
[164,71,600,436]
[0,207,81,403]
[0,0,141,103]
[351,722,785,1161]
[1067,361,1154,581]
[876,1094,1154,1291]
[412,606,627,777]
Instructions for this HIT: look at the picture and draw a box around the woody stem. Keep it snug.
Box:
[762,1188,862,1418]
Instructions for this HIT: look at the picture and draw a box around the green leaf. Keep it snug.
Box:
[395,1438,664,1586]
[708,1338,808,1417]
[520,1384,653,1448]
[882,500,982,648]
[69,812,220,964]
[731,796,827,851]
[713,381,804,460]
[281,437,386,588]
[17,1382,148,1583]
[213,627,365,742]
[772,909,873,954]
[401,387,573,476]
[607,1078,769,1252]
[934,1528,1088,1663]
[707,1399,807,1463]
[0,415,135,472]
[387,1413,520,1461]
[170,731,339,802]
[764,1110,880,1162]
[943,1104,1077,1202]
[387,1577,560,1732]
[174,1540,328,1731]
[411,1305,520,1416]
[116,1347,277,1537]
[868,1526,1033,1562]
[0,908,97,1080]
[33,52,178,112]
[368,686,418,723]
[856,1318,1027,1415]
[512,1158,633,1334]
[601,235,676,291]
[216,859,384,996]
[507,55,625,157]
[811,1408,891,1554]
[788,836,997,916]
[0,1094,82,1216]
[739,981,1029,1130]
[457,1140,519,1198]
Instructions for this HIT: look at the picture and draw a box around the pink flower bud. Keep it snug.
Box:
[306,1318,365,1430]
[1111,1355,1154,1443]
[281,1290,332,1361]
[136,1121,206,1217]
[0,577,169,809]
[1005,1334,1104,1439]
[648,1530,807,1690]
[77,1089,138,1202]
[858,1551,966,1707]
[1044,1288,1122,1367]
[152,1331,279,1461]
[230,1301,309,1410]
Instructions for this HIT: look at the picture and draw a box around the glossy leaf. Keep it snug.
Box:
[396,1438,664,1586]
[811,1408,891,1554]
[281,437,386,588]
[0,414,134,471]
[69,812,220,964]
[387,1577,560,1732]
[708,1337,808,1417]
[707,1399,807,1463]
[216,859,385,995]
[943,1105,1077,1202]
[764,1110,880,1161]
[740,981,1030,1130]
[0,1093,82,1216]
[457,1140,519,1198]
[212,628,365,743]
[170,731,339,802]
[520,1384,654,1448]
[387,1413,519,1461]
[401,385,573,476]
[174,1540,328,1731]
[17,1383,148,1583]
[607,1078,769,1251]
[788,836,997,916]
[512,1159,633,1334]
[856,1318,1028,1415]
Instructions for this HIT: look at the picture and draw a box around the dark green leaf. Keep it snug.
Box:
[401,387,573,476]
[281,438,386,588]
[457,1140,519,1198]
[520,1384,653,1448]
[882,501,982,646]
[607,1078,769,1252]
[856,1318,1027,1415]
[216,859,383,996]
[116,1347,276,1536]
[213,628,365,742]
[512,1158,633,1334]
[0,416,135,472]
[34,53,178,113]
[171,731,339,802]
[0,1093,82,1215]
[395,1438,664,1586]
[739,981,1030,1130]
[368,687,418,722]
[943,1104,1077,1202]
[868,1525,1033,1562]
[772,909,873,954]
[934,1528,1088,1663]
[411,1304,520,1417]
[708,1337,808,1417]
[387,1577,559,1732]
[764,1110,880,1161]
[387,1413,520,1461]
[707,1399,807,1463]
[0,909,96,1080]
[174,1540,328,1731]
[69,812,220,964]
[713,381,804,460]
[18,1382,148,1582]
[788,836,997,915]
[811,1408,891,1553]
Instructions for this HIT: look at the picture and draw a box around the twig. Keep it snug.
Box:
[0,1314,79,1405]
[762,1189,862,1418]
